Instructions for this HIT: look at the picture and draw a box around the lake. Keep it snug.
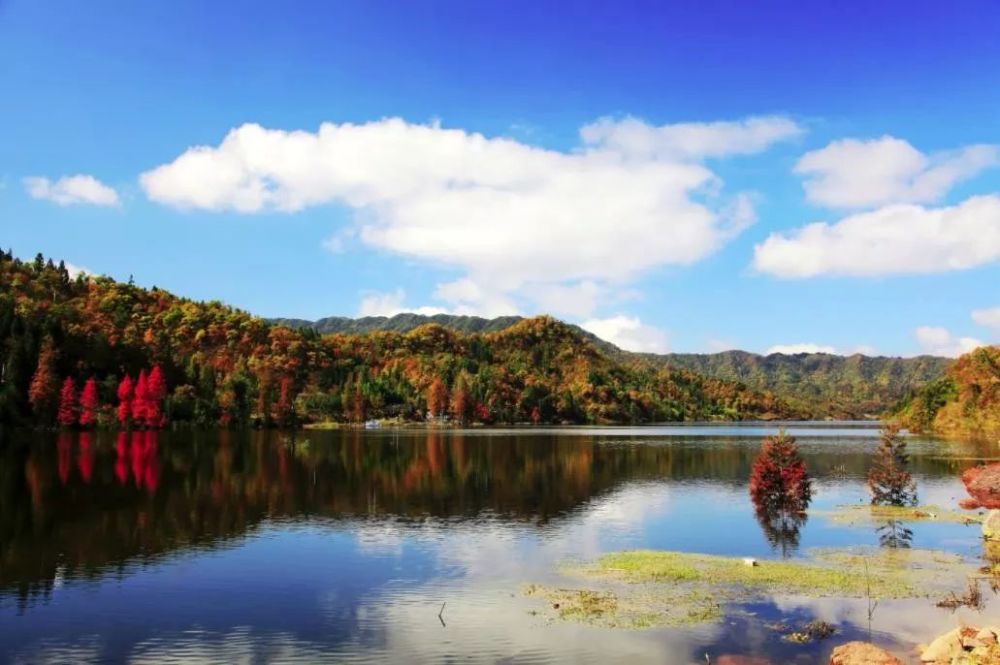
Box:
[1,423,996,664]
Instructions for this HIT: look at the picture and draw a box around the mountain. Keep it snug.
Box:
[636,351,951,419]
[279,314,952,419]
[0,252,792,428]
[894,345,1000,440]
[270,313,618,352]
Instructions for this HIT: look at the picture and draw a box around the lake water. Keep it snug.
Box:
[1,423,997,664]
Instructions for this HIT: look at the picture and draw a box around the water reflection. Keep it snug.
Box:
[0,426,994,663]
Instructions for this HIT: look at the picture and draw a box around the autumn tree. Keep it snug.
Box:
[116,375,134,428]
[426,377,448,418]
[145,365,168,428]
[450,372,472,424]
[28,338,59,423]
[749,430,812,507]
[79,377,99,428]
[132,370,149,426]
[273,377,297,428]
[57,377,77,427]
[867,423,917,506]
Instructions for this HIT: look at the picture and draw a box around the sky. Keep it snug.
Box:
[2,1,1000,357]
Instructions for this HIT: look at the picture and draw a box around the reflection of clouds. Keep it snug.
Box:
[10,636,101,665]
[769,595,999,648]
[129,627,332,664]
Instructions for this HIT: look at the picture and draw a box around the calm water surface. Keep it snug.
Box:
[1,423,998,664]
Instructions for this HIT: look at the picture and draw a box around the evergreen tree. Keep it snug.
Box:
[145,365,167,428]
[28,338,58,423]
[427,377,448,418]
[79,377,99,428]
[867,423,917,506]
[116,375,134,428]
[132,369,149,426]
[56,377,77,427]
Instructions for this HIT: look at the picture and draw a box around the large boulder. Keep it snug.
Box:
[919,625,1000,663]
[961,464,1000,510]
[983,510,1000,542]
[829,641,902,665]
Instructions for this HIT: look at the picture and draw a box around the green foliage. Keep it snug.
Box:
[0,251,793,428]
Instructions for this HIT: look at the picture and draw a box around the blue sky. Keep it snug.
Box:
[2,1,999,356]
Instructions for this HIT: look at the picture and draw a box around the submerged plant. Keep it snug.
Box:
[867,423,918,507]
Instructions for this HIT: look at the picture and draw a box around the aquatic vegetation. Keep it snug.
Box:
[526,547,976,630]
[821,504,983,526]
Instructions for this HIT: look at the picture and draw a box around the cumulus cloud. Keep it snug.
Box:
[914,326,984,357]
[357,289,447,318]
[766,343,836,355]
[580,115,803,161]
[972,306,1000,335]
[752,195,1000,278]
[24,175,120,207]
[64,262,91,279]
[795,136,998,209]
[581,315,669,353]
[141,116,798,315]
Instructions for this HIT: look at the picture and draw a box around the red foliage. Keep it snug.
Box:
[961,463,1000,509]
[116,375,134,427]
[56,377,77,427]
[131,370,149,425]
[77,432,93,483]
[28,339,58,421]
[78,377,99,428]
[749,430,812,508]
[272,377,295,427]
[144,365,168,428]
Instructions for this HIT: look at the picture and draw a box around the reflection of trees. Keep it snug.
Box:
[753,503,808,558]
[876,519,913,549]
[0,429,986,609]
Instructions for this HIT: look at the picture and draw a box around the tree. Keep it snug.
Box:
[132,369,149,426]
[116,375,134,427]
[749,430,812,507]
[28,338,58,423]
[426,377,448,418]
[273,377,297,428]
[145,365,167,428]
[79,377,99,428]
[749,430,812,558]
[867,423,917,506]
[450,372,472,424]
[57,377,77,427]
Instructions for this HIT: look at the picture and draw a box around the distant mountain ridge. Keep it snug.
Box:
[274,313,952,418]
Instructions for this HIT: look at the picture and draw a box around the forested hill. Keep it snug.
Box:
[893,345,1000,440]
[271,313,617,352]
[279,314,951,419]
[0,252,792,428]
[635,351,951,419]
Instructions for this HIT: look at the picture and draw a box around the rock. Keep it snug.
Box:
[829,641,902,665]
[983,510,1000,541]
[920,626,978,663]
[716,657,769,665]
[962,464,1000,510]
[742,557,758,567]
[976,627,1000,646]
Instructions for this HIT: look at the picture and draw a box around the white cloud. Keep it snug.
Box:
[766,343,836,355]
[528,280,605,319]
[972,305,1000,335]
[579,115,803,161]
[795,136,998,209]
[581,315,669,353]
[846,344,878,356]
[64,262,91,279]
[141,116,798,314]
[914,326,984,357]
[357,289,447,318]
[752,195,1000,278]
[24,175,120,207]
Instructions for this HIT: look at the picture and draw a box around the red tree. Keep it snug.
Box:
[426,378,448,418]
[116,375,134,427]
[79,377,99,428]
[749,430,812,508]
[145,365,168,428]
[131,370,149,426]
[273,377,296,428]
[57,377,77,427]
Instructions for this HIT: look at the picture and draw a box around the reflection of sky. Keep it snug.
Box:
[1,427,994,664]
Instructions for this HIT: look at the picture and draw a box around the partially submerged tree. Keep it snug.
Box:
[867,423,917,507]
[749,430,813,557]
